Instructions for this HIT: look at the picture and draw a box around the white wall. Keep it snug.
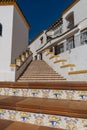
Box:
[61,44,87,70]
[0,5,18,81]
[0,5,14,73]
[11,7,29,64]
[0,5,29,81]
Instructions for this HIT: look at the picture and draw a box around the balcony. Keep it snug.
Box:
[36,25,79,53]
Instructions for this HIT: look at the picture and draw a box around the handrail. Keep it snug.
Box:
[16,53,33,81]
[16,53,32,71]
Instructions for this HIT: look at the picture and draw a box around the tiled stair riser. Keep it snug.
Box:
[0,88,87,101]
[0,109,87,130]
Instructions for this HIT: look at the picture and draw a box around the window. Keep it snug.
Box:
[66,12,74,30]
[80,29,87,45]
[50,47,53,52]
[35,55,37,60]
[40,37,43,44]
[66,36,75,50]
[55,43,64,55]
[39,53,42,60]
[47,36,52,42]
[0,23,2,36]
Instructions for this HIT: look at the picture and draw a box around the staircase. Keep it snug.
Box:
[0,60,87,130]
[18,60,66,82]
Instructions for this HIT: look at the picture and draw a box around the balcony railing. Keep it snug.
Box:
[36,25,79,53]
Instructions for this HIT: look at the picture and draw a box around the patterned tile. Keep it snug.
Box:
[0,109,87,130]
[0,88,87,101]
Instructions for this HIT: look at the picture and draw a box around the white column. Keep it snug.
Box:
[52,46,55,54]
[64,39,67,52]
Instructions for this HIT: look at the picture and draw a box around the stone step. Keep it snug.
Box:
[26,69,55,71]
[22,74,62,78]
[23,71,59,73]
[0,95,87,118]
[18,79,66,82]
[21,76,64,79]
[0,119,62,130]
[20,76,64,80]
[23,73,60,75]
[23,70,59,72]
[26,67,55,69]
[0,96,87,129]
[22,73,61,75]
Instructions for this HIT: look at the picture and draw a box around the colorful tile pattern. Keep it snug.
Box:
[0,88,87,101]
[0,109,87,130]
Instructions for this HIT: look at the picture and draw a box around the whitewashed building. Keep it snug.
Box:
[0,0,32,81]
[30,0,87,81]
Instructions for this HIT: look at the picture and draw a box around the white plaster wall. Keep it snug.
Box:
[29,31,46,59]
[0,70,16,82]
[68,73,87,81]
[0,5,29,81]
[11,7,29,64]
[63,0,87,33]
[61,44,87,70]
[29,40,39,59]
[0,6,14,71]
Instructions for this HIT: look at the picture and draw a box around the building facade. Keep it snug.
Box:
[0,0,31,81]
[30,0,87,81]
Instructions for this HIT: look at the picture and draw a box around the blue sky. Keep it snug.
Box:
[17,0,73,41]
